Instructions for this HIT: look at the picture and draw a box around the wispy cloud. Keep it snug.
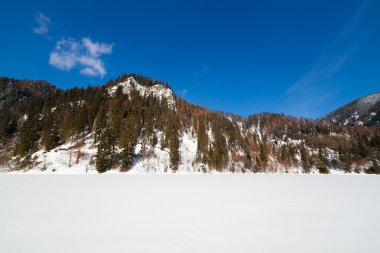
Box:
[193,65,209,79]
[202,65,208,74]
[283,1,373,118]
[176,89,187,97]
[33,11,52,35]
[82,38,113,57]
[49,37,113,77]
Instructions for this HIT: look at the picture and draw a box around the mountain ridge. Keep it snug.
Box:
[0,74,379,174]
[321,91,380,126]
[0,77,59,110]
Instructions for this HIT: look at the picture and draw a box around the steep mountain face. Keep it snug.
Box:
[0,74,379,174]
[0,77,59,110]
[322,92,380,126]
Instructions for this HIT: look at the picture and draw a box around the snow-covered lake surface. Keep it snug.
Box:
[1,175,379,253]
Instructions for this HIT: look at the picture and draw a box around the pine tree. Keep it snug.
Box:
[370,134,380,148]
[110,100,124,141]
[0,111,17,141]
[259,143,268,168]
[316,148,329,174]
[96,126,115,173]
[93,104,107,143]
[170,129,180,172]
[243,136,252,170]
[280,145,290,164]
[120,110,141,172]
[196,116,208,163]
[168,115,180,172]
[208,144,215,169]
[73,104,88,139]
[88,87,106,132]
[288,145,297,165]
[357,135,369,158]
[300,145,312,173]
[213,127,228,171]
[143,95,155,142]
[372,160,380,175]
[44,117,60,152]
[17,114,41,156]
[115,85,124,99]
[338,143,352,173]
[60,104,77,141]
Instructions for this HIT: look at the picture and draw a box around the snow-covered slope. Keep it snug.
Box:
[5,130,202,174]
[3,126,374,174]
[108,77,176,109]
[322,91,380,126]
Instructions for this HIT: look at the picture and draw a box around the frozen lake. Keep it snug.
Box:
[1,175,379,253]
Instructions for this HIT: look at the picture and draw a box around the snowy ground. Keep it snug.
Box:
[1,175,379,253]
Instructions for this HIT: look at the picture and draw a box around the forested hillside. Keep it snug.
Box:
[0,73,379,173]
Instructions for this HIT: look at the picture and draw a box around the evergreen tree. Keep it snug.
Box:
[316,148,329,174]
[357,135,369,158]
[0,111,17,141]
[73,104,88,139]
[43,112,60,151]
[93,104,107,143]
[280,145,290,165]
[60,104,77,141]
[300,145,312,173]
[338,143,352,173]
[44,126,60,151]
[110,100,124,141]
[373,160,380,175]
[88,87,106,132]
[17,114,41,155]
[170,129,180,172]
[288,145,297,165]
[213,127,228,171]
[168,115,180,172]
[96,126,115,173]
[243,136,252,170]
[196,116,208,163]
[259,143,268,168]
[370,134,380,148]
[120,110,141,172]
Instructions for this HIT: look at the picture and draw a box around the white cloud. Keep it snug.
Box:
[33,11,52,35]
[49,38,78,70]
[49,37,113,77]
[82,38,113,57]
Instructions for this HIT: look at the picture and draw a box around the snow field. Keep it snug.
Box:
[1,174,379,253]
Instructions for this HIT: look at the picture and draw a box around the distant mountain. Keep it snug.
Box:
[0,77,59,110]
[321,92,380,126]
[0,74,379,174]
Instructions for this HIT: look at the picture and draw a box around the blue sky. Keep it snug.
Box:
[1,0,379,118]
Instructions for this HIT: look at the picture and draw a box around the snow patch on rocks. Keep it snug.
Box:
[108,77,176,110]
